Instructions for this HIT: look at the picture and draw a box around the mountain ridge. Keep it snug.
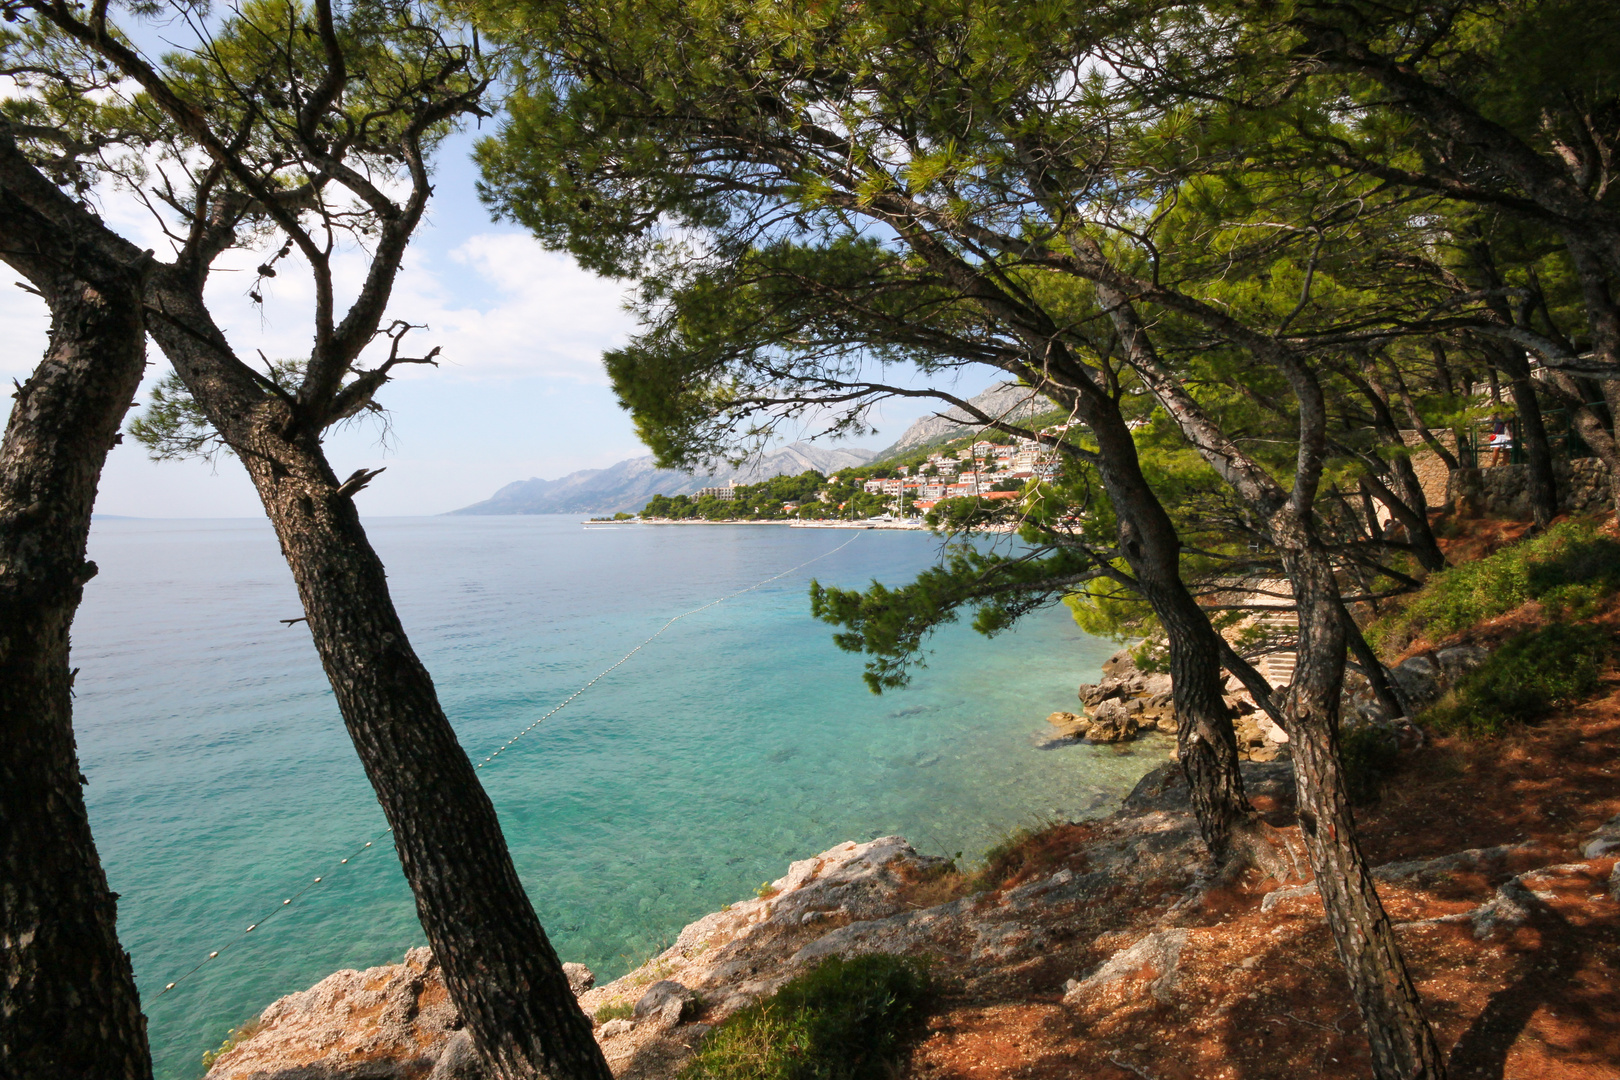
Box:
[450,442,879,515]
[876,381,1060,457]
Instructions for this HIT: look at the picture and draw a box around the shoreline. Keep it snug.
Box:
[593,517,932,530]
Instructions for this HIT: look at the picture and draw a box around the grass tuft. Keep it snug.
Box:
[594,1001,635,1024]
[680,954,931,1080]
[972,821,1085,893]
[200,1018,262,1069]
[1423,624,1608,737]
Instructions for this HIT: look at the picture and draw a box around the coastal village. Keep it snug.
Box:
[634,427,1072,525]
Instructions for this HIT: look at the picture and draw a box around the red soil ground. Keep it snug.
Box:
[906,520,1620,1080]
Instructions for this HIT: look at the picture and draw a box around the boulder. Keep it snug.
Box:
[1124,760,1295,817]
[1389,655,1443,712]
[1435,644,1489,686]
[1101,647,1138,679]
[201,947,457,1080]
[1080,681,1125,707]
[1046,711,1090,738]
[1085,699,1139,742]
[1255,712,1289,744]
[1223,693,1257,716]
[562,962,595,996]
[598,1018,634,1039]
[634,980,697,1027]
[1135,692,1177,733]
[426,1031,482,1080]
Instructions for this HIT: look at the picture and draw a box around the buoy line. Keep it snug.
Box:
[152,531,863,998]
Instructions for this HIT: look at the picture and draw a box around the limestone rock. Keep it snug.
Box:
[634,980,696,1026]
[1077,682,1105,707]
[1469,878,1538,940]
[1389,655,1443,712]
[1255,712,1289,744]
[201,947,456,1080]
[562,962,595,996]
[1101,647,1138,679]
[1064,928,1188,1004]
[1583,813,1620,859]
[1085,698,1139,742]
[1046,710,1091,738]
[426,1030,482,1080]
[1142,673,1173,697]
[1435,644,1489,685]
[1123,760,1296,818]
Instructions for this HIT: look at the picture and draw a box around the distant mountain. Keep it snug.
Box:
[878,382,1059,458]
[451,442,880,515]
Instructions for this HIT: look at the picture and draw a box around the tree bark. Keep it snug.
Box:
[879,223,1262,868]
[1053,297,1268,868]
[1490,349,1560,527]
[144,272,612,1080]
[1086,399,1260,865]
[1278,540,1448,1080]
[0,182,153,1079]
[1081,276,1446,1078]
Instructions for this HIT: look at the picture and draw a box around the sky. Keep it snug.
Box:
[1,127,989,518]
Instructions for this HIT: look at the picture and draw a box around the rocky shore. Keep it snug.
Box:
[198,637,1618,1080]
[1044,641,1492,765]
[200,745,1620,1080]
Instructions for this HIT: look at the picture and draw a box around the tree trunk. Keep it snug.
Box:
[1278,538,1447,1080]
[144,279,612,1080]
[1501,363,1558,527]
[1052,343,1261,867]
[1098,450,1258,863]
[0,209,153,1079]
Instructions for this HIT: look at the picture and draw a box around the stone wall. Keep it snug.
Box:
[1450,457,1615,519]
[1402,430,1454,509]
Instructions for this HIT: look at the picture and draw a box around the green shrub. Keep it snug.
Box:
[1339,724,1401,805]
[1369,521,1620,652]
[1424,624,1609,737]
[594,1001,635,1023]
[680,955,932,1080]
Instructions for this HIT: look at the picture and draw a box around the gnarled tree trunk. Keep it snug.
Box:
[145,272,612,1080]
[1278,537,1447,1079]
[1085,399,1261,864]
[0,173,153,1079]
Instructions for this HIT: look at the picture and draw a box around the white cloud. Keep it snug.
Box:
[393,233,636,383]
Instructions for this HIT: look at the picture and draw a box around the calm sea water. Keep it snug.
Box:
[72,515,1162,1078]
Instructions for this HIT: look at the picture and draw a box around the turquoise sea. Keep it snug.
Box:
[72,515,1164,1078]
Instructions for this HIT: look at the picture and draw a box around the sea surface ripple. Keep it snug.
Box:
[73,515,1159,1078]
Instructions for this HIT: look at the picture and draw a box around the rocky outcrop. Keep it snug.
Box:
[202,814,1220,1080]
[1380,644,1490,716]
[199,752,1620,1080]
[201,947,458,1080]
[1066,648,1176,745]
[1584,813,1620,860]
[1062,928,1187,1005]
[1078,633,1497,764]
